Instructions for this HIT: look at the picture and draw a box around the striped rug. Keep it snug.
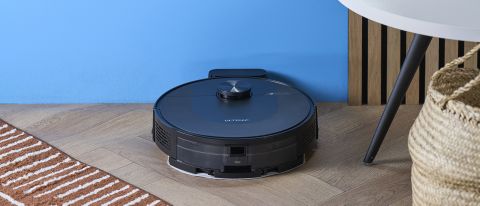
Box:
[0,120,170,206]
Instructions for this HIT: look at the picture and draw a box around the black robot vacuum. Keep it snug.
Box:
[153,69,317,178]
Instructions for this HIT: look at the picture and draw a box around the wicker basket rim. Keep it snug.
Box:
[428,89,480,125]
[430,44,480,108]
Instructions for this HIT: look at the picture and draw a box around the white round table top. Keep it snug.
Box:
[339,0,480,42]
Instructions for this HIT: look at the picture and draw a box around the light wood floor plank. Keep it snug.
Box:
[26,104,140,142]
[0,104,87,128]
[390,195,413,206]
[258,172,342,205]
[321,172,411,206]
[110,163,165,187]
[77,148,132,172]
[143,178,236,206]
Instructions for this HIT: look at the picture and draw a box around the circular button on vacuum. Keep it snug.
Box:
[216,80,252,100]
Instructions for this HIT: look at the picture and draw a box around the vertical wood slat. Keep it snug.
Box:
[444,39,459,68]
[425,38,439,94]
[405,33,420,104]
[386,27,401,100]
[464,42,478,69]
[367,20,382,105]
[348,11,363,105]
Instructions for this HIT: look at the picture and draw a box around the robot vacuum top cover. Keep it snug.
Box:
[155,78,315,139]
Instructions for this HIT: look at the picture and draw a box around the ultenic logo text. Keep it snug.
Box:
[224,118,250,123]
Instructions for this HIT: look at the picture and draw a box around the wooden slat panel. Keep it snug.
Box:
[386,27,401,100]
[367,20,382,105]
[425,38,439,94]
[347,11,473,105]
[405,33,419,104]
[464,42,478,69]
[444,39,459,67]
[348,11,363,105]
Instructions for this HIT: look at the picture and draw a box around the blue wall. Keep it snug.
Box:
[0,1,347,103]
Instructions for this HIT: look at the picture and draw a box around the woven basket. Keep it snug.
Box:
[409,44,480,205]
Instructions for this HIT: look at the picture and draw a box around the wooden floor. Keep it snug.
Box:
[0,103,422,206]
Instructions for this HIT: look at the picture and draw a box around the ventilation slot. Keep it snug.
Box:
[223,166,252,173]
[154,121,169,151]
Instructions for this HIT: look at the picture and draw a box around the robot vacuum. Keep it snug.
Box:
[153,69,317,178]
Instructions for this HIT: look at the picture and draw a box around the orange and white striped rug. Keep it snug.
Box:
[0,120,170,206]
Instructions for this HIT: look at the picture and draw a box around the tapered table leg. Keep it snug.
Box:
[363,34,432,164]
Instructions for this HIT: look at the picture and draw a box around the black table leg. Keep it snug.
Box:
[363,34,432,164]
